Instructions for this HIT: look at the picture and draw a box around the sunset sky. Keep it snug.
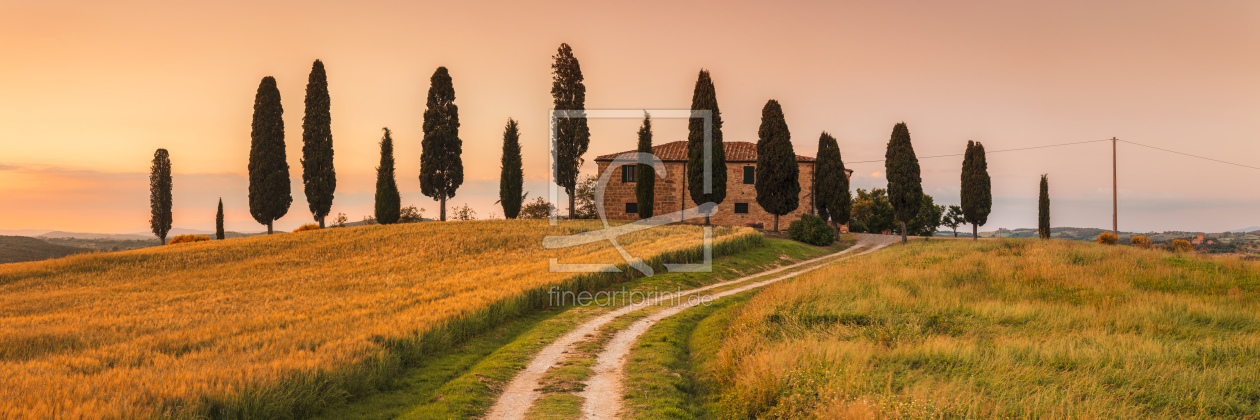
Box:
[2,0,1258,234]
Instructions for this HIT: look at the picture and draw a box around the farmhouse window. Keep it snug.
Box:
[743,166,755,184]
[734,203,749,214]
[622,165,636,183]
[626,202,638,214]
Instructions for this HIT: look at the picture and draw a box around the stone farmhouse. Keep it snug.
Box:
[593,140,852,227]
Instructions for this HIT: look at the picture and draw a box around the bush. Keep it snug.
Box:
[849,219,868,234]
[745,222,764,229]
[520,197,556,220]
[293,224,320,233]
[1130,235,1152,249]
[787,214,835,246]
[168,234,210,245]
[1096,232,1118,245]
[1167,239,1194,253]
[400,206,425,223]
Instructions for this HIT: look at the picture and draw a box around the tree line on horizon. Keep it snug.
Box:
[147,43,1053,246]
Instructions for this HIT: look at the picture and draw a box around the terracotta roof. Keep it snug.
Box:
[594,140,815,163]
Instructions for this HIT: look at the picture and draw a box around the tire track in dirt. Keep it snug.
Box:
[576,234,899,420]
[484,234,898,420]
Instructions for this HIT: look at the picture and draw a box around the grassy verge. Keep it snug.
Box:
[621,289,757,419]
[686,239,1260,418]
[320,237,843,419]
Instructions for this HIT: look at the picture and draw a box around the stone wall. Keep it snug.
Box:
[596,160,816,229]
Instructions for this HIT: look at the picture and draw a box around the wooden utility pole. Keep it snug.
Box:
[1112,137,1118,235]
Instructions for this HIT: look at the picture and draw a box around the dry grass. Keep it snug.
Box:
[703,239,1260,419]
[0,220,755,419]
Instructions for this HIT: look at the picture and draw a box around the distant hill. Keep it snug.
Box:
[37,229,259,241]
[1229,226,1260,233]
[963,227,1142,241]
[38,231,154,240]
[0,229,53,237]
[0,235,91,264]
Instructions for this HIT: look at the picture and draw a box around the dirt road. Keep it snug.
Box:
[484,234,899,420]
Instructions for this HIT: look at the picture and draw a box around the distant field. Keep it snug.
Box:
[0,235,90,263]
[0,220,755,419]
[693,239,1260,418]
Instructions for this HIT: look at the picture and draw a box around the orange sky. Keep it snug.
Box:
[2,0,1258,233]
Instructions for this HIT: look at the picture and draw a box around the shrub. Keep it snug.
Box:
[451,203,477,221]
[1167,239,1194,253]
[168,234,210,245]
[787,214,835,246]
[849,219,868,234]
[399,206,425,223]
[1130,235,1152,249]
[520,197,556,220]
[293,224,320,233]
[1096,232,1118,245]
[745,222,764,229]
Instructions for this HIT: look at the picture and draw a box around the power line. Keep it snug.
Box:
[1118,139,1260,171]
[845,137,1260,172]
[846,139,1111,164]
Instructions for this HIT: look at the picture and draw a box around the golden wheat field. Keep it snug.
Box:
[0,220,752,419]
[702,239,1260,418]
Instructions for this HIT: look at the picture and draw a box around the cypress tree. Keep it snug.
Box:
[215,198,225,240]
[149,148,172,245]
[815,132,851,239]
[248,76,292,234]
[1039,174,1051,240]
[960,140,992,240]
[301,59,336,228]
[884,122,922,244]
[499,119,523,219]
[686,69,727,224]
[636,113,655,218]
[376,128,401,224]
[419,67,463,222]
[551,43,590,219]
[754,100,800,232]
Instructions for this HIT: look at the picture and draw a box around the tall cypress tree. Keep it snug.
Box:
[149,148,172,245]
[499,119,523,219]
[376,128,401,224]
[754,100,800,232]
[885,122,922,244]
[815,132,851,239]
[960,140,992,240]
[301,59,336,228]
[248,76,292,234]
[1039,174,1051,240]
[636,113,655,218]
[215,198,225,240]
[419,67,463,222]
[686,69,727,224]
[551,43,590,218]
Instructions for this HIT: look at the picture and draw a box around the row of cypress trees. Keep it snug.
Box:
[149,149,225,244]
[149,45,1014,242]
[245,61,468,232]
[495,43,591,221]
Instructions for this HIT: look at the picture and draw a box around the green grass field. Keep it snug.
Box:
[625,238,1260,419]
